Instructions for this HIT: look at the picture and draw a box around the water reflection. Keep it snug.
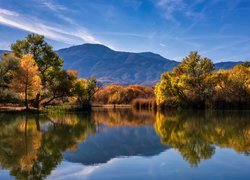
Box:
[0,113,95,179]
[63,108,167,165]
[0,109,249,179]
[155,111,250,166]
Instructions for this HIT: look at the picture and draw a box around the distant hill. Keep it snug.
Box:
[57,44,179,85]
[64,125,168,165]
[0,45,245,85]
[58,44,245,85]
[214,61,243,70]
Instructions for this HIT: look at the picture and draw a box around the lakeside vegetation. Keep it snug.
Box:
[0,34,249,110]
[0,34,99,110]
[155,52,250,109]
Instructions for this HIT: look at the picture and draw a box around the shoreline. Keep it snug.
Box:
[0,104,132,112]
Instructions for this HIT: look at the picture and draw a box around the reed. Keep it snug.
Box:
[132,98,156,110]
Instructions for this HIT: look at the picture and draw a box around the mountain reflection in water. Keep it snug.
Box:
[0,109,249,179]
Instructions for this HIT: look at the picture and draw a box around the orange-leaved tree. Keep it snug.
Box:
[11,54,41,109]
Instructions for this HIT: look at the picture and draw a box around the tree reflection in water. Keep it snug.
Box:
[155,111,250,166]
[0,112,95,179]
[0,109,249,179]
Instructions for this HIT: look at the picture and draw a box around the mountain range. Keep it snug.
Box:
[1,44,244,86]
[58,44,243,85]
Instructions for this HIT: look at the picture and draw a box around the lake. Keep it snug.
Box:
[0,108,249,179]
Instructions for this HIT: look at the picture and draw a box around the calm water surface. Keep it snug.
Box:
[0,108,249,179]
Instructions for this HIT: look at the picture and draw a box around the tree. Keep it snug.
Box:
[11,34,63,108]
[11,54,41,109]
[0,53,20,103]
[155,51,215,108]
[73,78,99,108]
[212,64,250,108]
[0,53,19,89]
[241,61,250,68]
[11,34,63,86]
[42,69,78,107]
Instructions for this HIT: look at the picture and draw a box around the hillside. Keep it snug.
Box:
[57,44,179,85]
[58,44,245,86]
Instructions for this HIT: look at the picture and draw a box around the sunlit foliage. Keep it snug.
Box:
[73,77,99,107]
[11,54,41,109]
[155,52,250,109]
[94,84,154,105]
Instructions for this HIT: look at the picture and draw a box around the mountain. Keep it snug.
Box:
[214,61,243,70]
[64,125,168,165]
[57,44,179,85]
[58,44,245,86]
[0,45,245,85]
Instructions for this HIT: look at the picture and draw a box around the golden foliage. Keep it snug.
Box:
[11,54,41,100]
[155,51,250,109]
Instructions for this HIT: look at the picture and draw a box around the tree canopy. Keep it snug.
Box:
[155,51,250,109]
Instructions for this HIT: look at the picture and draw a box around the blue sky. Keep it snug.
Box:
[0,0,250,62]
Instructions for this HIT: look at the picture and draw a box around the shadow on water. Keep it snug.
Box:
[0,109,249,179]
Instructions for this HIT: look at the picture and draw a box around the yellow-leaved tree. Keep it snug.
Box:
[11,54,41,109]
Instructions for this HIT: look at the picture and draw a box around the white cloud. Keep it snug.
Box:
[154,0,202,24]
[160,43,167,47]
[155,0,186,21]
[0,8,19,16]
[0,8,100,45]
[42,0,67,12]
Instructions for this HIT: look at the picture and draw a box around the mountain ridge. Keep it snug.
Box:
[57,44,244,85]
[0,44,245,86]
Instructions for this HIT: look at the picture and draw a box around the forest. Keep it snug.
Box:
[0,34,249,111]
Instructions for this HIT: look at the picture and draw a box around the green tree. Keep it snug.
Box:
[0,53,20,103]
[11,34,63,85]
[241,61,250,67]
[0,53,19,88]
[11,34,63,108]
[42,69,78,107]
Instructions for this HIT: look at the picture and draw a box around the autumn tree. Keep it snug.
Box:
[11,34,63,85]
[212,64,250,108]
[155,51,250,109]
[73,78,99,108]
[11,54,41,109]
[11,34,63,108]
[155,51,215,108]
[94,84,154,105]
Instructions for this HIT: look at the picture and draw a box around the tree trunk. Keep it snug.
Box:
[25,84,28,110]
[34,93,40,110]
